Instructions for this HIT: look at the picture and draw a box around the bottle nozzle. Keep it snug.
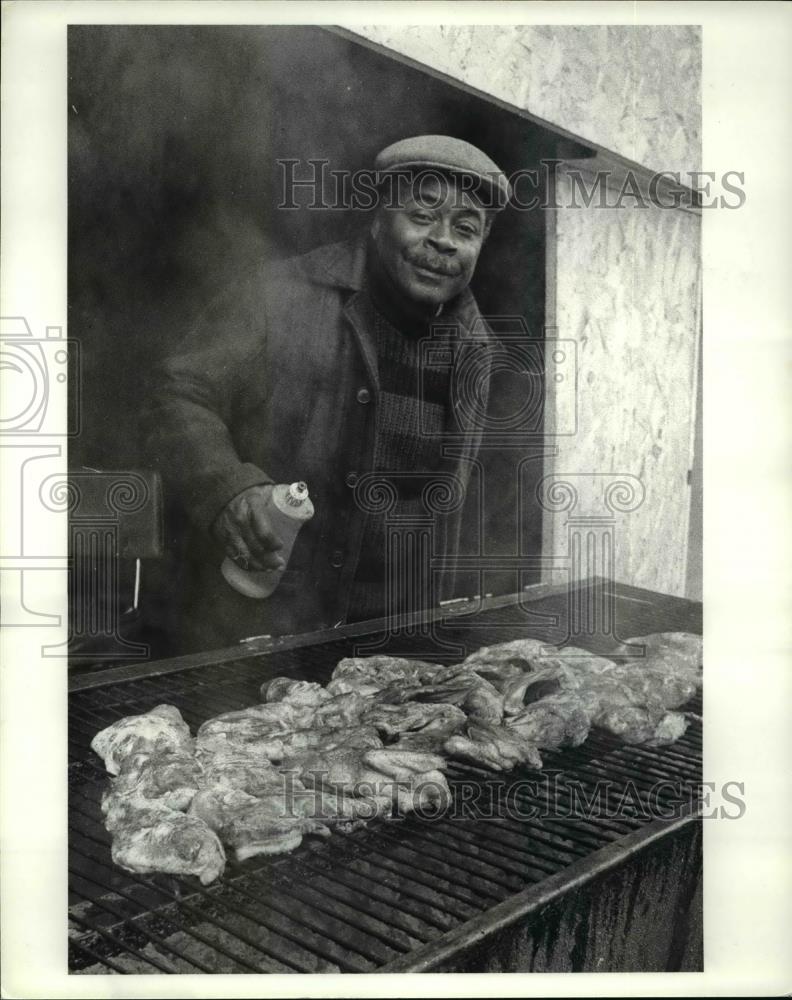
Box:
[286,481,309,506]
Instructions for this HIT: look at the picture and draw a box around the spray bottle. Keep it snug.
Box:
[221,481,314,599]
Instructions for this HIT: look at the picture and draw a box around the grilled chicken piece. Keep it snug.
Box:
[638,667,699,709]
[106,801,226,884]
[102,750,202,812]
[462,640,615,680]
[332,655,446,688]
[310,788,394,830]
[91,705,193,777]
[456,660,529,692]
[311,691,368,729]
[293,745,451,813]
[195,739,283,796]
[363,749,451,813]
[561,661,694,715]
[540,647,618,674]
[507,692,594,750]
[195,702,317,760]
[363,748,447,776]
[189,786,330,860]
[260,677,332,708]
[373,674,480,707]
[196,724,285,762]
[325,675,385,699]
[393,730,461,753]
[461,639,549,668]
[361,702,467,741]
[596,705,688,746]
[461,678,505,724]
[613,632,702,672]
[444,721,543,772]
[499,638,699,744]
[500,664,585,714]
[587,665,696,712]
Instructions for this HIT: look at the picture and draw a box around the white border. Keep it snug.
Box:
[1,2,790,996]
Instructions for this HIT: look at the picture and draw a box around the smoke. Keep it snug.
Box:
[69,24,549,599]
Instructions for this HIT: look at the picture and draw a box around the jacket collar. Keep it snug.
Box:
[298,232,486,340]
[298,233,368,291]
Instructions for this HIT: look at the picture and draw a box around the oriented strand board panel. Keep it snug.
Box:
[348,25,701,175]
[543,169,701,597]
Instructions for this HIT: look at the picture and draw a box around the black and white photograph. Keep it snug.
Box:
[1,2,790,994]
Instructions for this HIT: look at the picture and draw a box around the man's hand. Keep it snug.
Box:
[212,484,286,571]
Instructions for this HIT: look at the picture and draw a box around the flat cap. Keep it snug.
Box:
[374,134,511,210]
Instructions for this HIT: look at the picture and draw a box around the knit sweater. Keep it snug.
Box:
[346,246,459,621]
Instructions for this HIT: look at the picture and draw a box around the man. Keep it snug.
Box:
[143,135,511,652]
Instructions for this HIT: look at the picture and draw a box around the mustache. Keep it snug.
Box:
[403,248,463,276]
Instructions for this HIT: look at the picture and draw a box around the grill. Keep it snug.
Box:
[68,579,703,974]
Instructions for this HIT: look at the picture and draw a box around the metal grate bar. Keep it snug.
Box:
[326,847,479,922]
[363,826,511,904]
[343,830,487,914]
[69,909,180,973]
[274,874,420,954]
[69,803,332,972]
[400,818,557,886]
[291,857,449,940]
[216,870,383,970]
[69,934,128,975]
[71,897,216,974]
[68,865,265,973]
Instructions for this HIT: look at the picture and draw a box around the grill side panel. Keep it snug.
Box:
[380,817,703,972]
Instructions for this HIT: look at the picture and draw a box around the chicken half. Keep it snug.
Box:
[91,705,193,776]
[260,677,332,708]
[106,801,226,885]
[331,655,446,690]
[292,744,451,815]
[195,738,284,796]
[195,702,314,760]
[506,691,595,751]
[361,702,467,743]
[444,721,543,772]
[102,749,202,812]
[460,638,549,669]
[189,786,330,861]
[613,632,702,673]
[595,704,689,746]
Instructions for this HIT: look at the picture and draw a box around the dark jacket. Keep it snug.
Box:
[143,235,493,651]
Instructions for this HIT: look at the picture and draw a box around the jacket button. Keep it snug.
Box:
[329,549,344,568]
[356,387,371,404]
[345,471,359,488]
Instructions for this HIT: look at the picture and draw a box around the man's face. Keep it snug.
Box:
[371,174,489,308]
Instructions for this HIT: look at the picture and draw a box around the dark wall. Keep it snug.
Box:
[69,25,584,606]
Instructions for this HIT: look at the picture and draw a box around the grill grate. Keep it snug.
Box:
[69,581,702,974]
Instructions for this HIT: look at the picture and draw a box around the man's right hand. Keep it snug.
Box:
[212,484,286,572]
